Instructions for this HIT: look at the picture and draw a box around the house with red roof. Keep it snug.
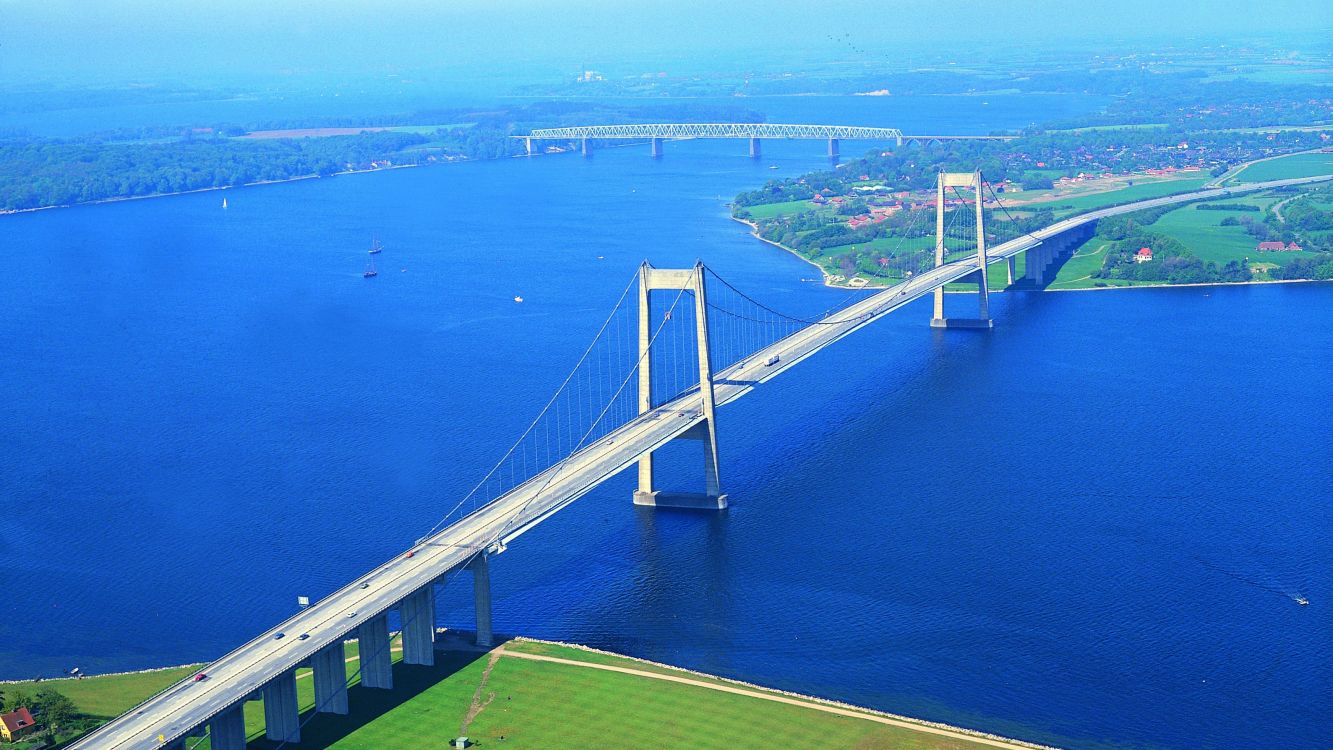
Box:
[0,707,38,742]
[1135,247,1153,263]
[1257,241,1288,252]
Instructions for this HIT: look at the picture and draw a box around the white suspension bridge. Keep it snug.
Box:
[70,172,1331,750]
[517,122,1016,157]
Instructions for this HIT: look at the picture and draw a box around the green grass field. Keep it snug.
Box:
[1231,152,1333,183]
[1021,176,1211,215]
[1039,188,1329,288]
[741,198,826,220]
[4,639,1055,750]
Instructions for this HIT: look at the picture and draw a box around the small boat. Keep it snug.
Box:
[769,165,779,169]
[1296,596,1309,606]
[221,197,228,209]
[364,256,378,278]
[368,236,383,254]
[513,295,524,303]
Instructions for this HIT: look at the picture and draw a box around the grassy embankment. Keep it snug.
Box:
[1227,151,1333,183]
[4,638,1055,750]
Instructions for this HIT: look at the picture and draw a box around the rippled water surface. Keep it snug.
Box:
[1,100,1330,749]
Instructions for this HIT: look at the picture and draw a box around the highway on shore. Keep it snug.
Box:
[71,173,1332,750]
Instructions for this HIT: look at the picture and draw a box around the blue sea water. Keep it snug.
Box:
[1,102,1330,749]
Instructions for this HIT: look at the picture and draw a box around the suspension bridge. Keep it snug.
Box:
[70,172,1331,750]
[517,123,1016,158]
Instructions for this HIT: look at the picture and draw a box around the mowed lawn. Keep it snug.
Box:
[9,639,1047,750]
[1232,152,1333,183]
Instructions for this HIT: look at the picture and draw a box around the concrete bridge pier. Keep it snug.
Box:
[357,614,394,690]
[749,137,761,158]
[651,137,664,158]
[1025,244,1048,285]
[262,670,301,742]
[525,137,535,156]
[399,584,436,666]
[471,553,494,647]
[312,642,349,715]
[1006,255,1017,286]
[581,138,592,157]
[207,705,247,750]
[827,138,839,159]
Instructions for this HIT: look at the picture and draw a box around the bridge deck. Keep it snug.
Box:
[71,174,1332,749]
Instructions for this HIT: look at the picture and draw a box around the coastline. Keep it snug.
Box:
[0,163,425,217]
[732,215,1328,293]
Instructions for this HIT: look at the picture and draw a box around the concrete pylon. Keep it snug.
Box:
[312,641,349,715]
[749,137,761,158]
[1006,255,1017,286]
[262,669,301,742]
[581,138,592,157]
[399,584,436,666]
[471,553,494,647]
[932,170,993,330]
[208,705,246,750]
[525,137,535,156]
[357,614,393,690]
[651,137,664,158]
[633,261,727,510]
[828,138,839,159]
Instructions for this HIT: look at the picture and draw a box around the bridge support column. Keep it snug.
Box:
[263,669,301,742]
[357,614,394,690]
[1006,255,1016,286]
[471,553,494,647]
[208,705,247,750]
[581,138,592,157]
[1025,244,1047,285]
[931,170,993,329]
[633,261,727,510]
[827,138,839,159]
[651,137,663,158]
[749,137,761,158]
[525,137,535,156]
[312,642,349,715]
[400,584,436,666]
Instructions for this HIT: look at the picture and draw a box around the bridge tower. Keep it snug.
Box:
[633,261,727,510]
[931,171,993,329]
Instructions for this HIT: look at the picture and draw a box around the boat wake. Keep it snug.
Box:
[1193,556,1309,606]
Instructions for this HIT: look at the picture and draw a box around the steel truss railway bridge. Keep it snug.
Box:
[72,174,1330,750]
[518,123,1015,158]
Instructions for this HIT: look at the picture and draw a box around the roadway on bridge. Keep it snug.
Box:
[71,173,1332,750]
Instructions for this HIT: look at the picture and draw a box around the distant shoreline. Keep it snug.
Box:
[0,163,425,217]
[731,215,1328,293]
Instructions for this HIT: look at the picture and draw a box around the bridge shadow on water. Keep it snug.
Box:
[245,635,505,749]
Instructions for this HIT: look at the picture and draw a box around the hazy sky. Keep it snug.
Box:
[1,0,1328,87]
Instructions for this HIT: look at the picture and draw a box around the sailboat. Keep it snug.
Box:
[363,255,378,278]
[221,197,228,209]
[368,236,383,254]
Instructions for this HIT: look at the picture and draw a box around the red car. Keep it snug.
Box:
[193,673,207,682]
